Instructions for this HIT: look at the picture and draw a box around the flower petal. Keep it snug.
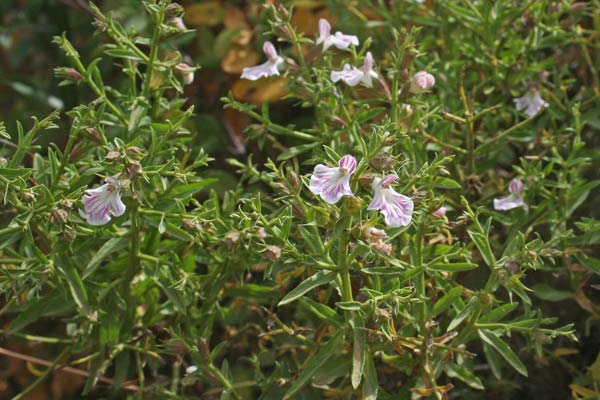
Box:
[309,165,352,204]
[338,155,357,174]
[368,176,414,227]
[331,65,364,87]
[317,18,331,45]
[379,190,414,227]
[263,41,278,62]
[80,178,126,225]
[493,195,526,211]
[241,60,280,80]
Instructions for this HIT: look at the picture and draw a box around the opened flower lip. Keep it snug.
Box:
[330,52,378,88]
[493,178,527,211]
[514,86,548,117]
[309,155,357,204]
[241,41,284,81]
[368,175,414,227]
[316,18,359,52]
[79,177,126,226]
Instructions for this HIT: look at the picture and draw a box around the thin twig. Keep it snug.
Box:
[0,346,140,392]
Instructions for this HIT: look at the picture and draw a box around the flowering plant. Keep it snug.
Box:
[0,1,597,399]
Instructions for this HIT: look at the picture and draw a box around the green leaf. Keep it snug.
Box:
[362,353,379,400]
[278,271,336,306]
[432,286,463,317]
[8,294,74,334]
[283,330,345,399]
[468,230,496,267]
[362,266,405,276]
[299,298,344,329]
[448,296,479,331]
[351,313,366,389]
[479,302,518,323]
[83,237,128,279]
[478,329,528,377]
[532,284,573,302]
[445,362,484,390]
[59,258,91,317]
[428,262,478,272]
[435,177,462,189]
[0,168,31,179]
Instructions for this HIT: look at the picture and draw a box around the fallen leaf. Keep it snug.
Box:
[231,77,287,104]
[184,1,224,27]
[222,45,259,74]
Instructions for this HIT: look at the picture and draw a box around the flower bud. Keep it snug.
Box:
[286,169,300,190]
[224,231,240,249]
[370,153,395,170]
[106,151,121,161]
[181,219,198,232]
[61,225,77,242]
[175,63,195,85]
[263,245,282,262]
[165,3,184,17]
[410,71,435,94]
[84,127,102,144]
[60,199,73,209]
[22,191,35,202]
[51,209,69,224]
[255,227,267,240]
[54,67,83,83]
[127,161,143,178]
[359,173,375,189]
[432,207,447,219]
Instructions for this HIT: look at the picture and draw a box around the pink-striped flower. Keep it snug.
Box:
[368,175,414,227]
[316,18,359,52]
[241,41,284,81]
[330,52,378,88]
[79,177,126,225]
[514,86,547,117]
[309,155,357,204]
[494,179,527,211]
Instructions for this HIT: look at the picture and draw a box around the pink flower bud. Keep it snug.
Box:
[410,71,435,93]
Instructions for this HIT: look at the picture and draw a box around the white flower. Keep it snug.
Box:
[309,155,357,204]
[493,178,527,211]
[368,175,414,227]
[410,71,435,93]
[175,63,195,85]
[79,177,126,226]
[241,41,284,81]
[330,52,378,88]
[514,86,548,117]
[316,18,359,52]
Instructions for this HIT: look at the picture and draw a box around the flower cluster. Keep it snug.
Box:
[239,18,434,93]
[309,155,414,228]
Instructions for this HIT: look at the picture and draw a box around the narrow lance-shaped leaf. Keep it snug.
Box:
[283,330,345,400]
[278,270,336,306]
[468,230,496,267]
[351,313,366,389]
[478,329,528,377]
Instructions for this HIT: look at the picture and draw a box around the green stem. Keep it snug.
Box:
[142,4,165,99]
